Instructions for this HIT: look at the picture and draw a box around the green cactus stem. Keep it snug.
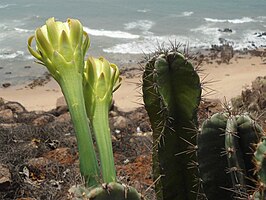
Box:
[68,182,144,200]
[142,49,202,200]
[225,116,246,196]
[197,113,263,200]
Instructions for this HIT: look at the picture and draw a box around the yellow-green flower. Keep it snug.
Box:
[83,56,121,183]
[83,56,121,117]
[28,17,89,81]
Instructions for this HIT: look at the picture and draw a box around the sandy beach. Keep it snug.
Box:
[0,51,265,112]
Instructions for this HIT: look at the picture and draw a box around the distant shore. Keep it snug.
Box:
[0,47,265,112]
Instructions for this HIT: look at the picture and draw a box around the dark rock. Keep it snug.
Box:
[218,28,233,33]
[255,32,266,37]
[5,72,11,75]
[2,83,11,88]
[0,164,11,191]
[24,66,31,69]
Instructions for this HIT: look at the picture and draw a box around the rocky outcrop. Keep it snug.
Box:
[231,76,266,128]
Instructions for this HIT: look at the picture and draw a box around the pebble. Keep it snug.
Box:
[113,116,128,129]
[2,83,11,88]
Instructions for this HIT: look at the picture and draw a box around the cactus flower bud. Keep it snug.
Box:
[83,56,121,117]
[28,17,89,81]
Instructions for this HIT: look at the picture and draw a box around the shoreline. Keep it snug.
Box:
[0,48,265,112]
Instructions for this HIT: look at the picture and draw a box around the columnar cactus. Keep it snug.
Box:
[197,113,264,200]
[142,49,202,200]
[252,137,266,199]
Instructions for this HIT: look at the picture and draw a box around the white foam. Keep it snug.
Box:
[83,27,139,39]
[103,35,207,54]
[14,27,34,33]
[205,17,256,24]
[0,4,15,9]
[137,9,150,13]
[182,11,194,17]
[124,20,154,34]
[238,30,266,49]
[0,51,24,59]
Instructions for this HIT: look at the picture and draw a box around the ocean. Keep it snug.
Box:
[0,0,266,85]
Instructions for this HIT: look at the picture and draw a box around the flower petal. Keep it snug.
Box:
[46,17,60,50]
[59,30,73,62]
[68,18,83,49]
[82,31,90,56]
[27,35,43,61]
[36,28,54,60]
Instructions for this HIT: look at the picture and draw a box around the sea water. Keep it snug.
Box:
[0,0,265,85]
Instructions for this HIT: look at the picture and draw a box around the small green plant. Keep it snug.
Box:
[28,17,142,199]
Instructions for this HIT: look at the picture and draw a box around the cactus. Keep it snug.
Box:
[252,137,266,199]
[197,112,264,200]
[28,18,143,199]
[142,49,202,199]
[68,182,144,200]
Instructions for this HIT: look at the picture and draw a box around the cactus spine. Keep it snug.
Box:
[142,49,202,199]
[197,112,264,199]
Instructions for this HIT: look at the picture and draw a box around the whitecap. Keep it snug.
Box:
[124,20,155,34]
[205,17,256,24]
[103,35,207,54]
[83,27,139,39]
[182,11,194,17]
[0,4,15,9]
[14,27,34,33]
[137,9,150,13]
[0,51,24,59]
